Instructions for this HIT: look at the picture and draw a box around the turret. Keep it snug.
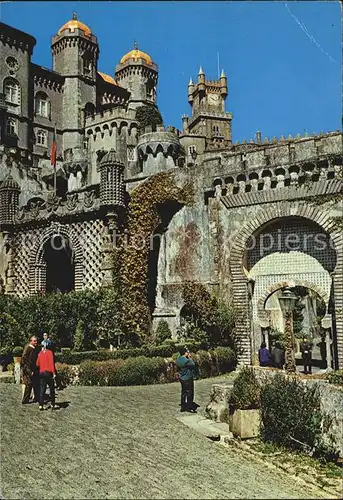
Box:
[137,126,184,175]
[52,14,99,154]
[0,176,21,228]
[116,43,158,109]
[99,149,125,207]
[198,66,205,92]
[220,69,228,98]
[182,114,189,132]
[188,78,194,104]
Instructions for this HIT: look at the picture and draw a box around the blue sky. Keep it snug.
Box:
[1,1,341,142]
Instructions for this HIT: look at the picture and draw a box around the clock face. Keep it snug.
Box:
[208,93,219,105]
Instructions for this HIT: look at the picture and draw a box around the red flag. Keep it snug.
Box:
[50,125,57,169]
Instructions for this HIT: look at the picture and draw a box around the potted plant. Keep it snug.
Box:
[12,346,23,364]
[228,366,261,439]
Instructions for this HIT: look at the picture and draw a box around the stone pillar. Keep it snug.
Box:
[332,272,343,369]
[322,315,333,371]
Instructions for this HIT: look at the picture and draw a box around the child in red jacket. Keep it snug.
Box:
[36,341,58,411]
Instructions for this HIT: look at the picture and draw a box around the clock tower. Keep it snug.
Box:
[186,67,232,149]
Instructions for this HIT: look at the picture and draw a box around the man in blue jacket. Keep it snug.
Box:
[176,347,197,413]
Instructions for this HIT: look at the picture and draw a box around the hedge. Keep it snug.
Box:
[57,347,236,387]
[54,341,206,364]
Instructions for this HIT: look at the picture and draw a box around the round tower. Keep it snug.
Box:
[99,149,125,207]
[188,78,194,104]
[0,176,21,227]
[137,127,184,175]
[197,66,206,92]
[220,69,228,98]
[115,42,158,109]
[51,13,99,154]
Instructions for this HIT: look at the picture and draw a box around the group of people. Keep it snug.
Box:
[21,333,58,410]
[258,336,313,374]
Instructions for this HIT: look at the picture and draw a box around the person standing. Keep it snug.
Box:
[36,341,58,411]
[258,342,271,367]
[21,336,39,404]
[271,342,285,369]
[300,336,313,375]
[176,347,197,413]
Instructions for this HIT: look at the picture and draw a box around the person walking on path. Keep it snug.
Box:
[21,336,39,404]
[176,347,197,413]
[271,342,285,369]
[36,341,58,411]
[300,336,313,374]
[258,342,271,367]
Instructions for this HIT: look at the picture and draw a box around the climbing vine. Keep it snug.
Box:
[119,171,193,345]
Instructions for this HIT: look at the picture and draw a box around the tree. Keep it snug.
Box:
[154,320,172,345]
[136,105,163,135]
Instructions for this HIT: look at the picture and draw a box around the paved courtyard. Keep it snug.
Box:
[0,376,331,499]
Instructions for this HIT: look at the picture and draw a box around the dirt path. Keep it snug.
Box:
[0,377,333,499]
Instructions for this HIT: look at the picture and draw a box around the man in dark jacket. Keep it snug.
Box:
[21,336,39,404]
[176,347,197,413]
[258,342,271,367]
[271,342,285,369]
[300,337,313,374]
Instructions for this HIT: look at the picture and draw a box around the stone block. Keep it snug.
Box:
[229,409,261,439]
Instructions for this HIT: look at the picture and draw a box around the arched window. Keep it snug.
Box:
[84,102,95,120]
[4,78,20,105]
[37,129,47,146]
[6,118,17,135]
[83,57,92,76]
[35,92,49,117]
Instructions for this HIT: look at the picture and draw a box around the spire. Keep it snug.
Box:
[220,69,226,78]
[134,40,138,50]
[189,78,193,85]
[198,66,204,75]
[72,12,77,20]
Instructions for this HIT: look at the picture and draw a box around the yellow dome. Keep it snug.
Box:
[58,14,92,37]
[97,71,118,86]
[120,44,152,66]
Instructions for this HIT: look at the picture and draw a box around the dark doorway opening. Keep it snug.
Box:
[44,236,74,293]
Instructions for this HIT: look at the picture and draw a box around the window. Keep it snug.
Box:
[37,129,47,147]
[6,118,17,135]
[83,58,92,76]
[35,92,49,117]
[6,56,19,71]
[127,145,136,161]
[84,102,95,120]
[188,145,196,155]
[4,78,20,105]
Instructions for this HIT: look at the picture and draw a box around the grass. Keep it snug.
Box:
[0,374,332,500]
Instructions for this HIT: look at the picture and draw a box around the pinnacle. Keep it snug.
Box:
[198,66,204,75]
[189,78,194,85]
[220,69,226,78]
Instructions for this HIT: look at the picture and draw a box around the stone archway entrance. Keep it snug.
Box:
[29,223,83,295]
[229,201,343,367]
[44,235,75,293]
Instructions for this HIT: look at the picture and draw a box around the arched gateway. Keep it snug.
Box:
[229,201,343,367]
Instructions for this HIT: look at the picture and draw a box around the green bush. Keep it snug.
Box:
[114,356,166,386]
[55,363,75,387]
[73,320,85,351]
[327,369,343,385]
[136,105,163,134]
[12,346,23,356]
[78,357,166,386]
[154,320,172,345]
[212,346,236,374]
[194,350,213,378]
[260,373,331,457]
[229,366,260,411]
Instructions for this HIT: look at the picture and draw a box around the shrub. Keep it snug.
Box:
[78,357,166,386]
[154,320,172,345]
[12,346,23,356]
[194,350,214,378]
[136,105,163,134]
[212,346,236,374]
[229,366,260,411]
[55,363,75,387]
[327,369,343,385]
[73,320,85,351]
[260,373,324,454]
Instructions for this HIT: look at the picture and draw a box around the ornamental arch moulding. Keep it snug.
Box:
[228,200,343,367]
[29,224,84,295]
